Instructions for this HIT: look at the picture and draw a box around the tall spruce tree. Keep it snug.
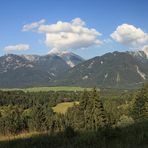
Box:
[131,85,148,122]
[79,90,90,130]
[91,88,107,131]
[29,103,47,132]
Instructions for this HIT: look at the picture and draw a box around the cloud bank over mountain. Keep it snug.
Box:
[3,19,148,56]
[22,19,46,32]
[22,18,103,53]
[4,44,30,52]
[111,24,148,48]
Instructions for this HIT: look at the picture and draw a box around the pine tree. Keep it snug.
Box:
[91,88,107,131]
[143,84,148,120]
[29,103,47,132]
[79,90,90,130]
[131,86,148,122]
[0,105,24,135]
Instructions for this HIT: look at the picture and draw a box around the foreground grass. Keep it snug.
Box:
[0,121,148,148]
[0,132,40,142]
[52,101,79,114]
[1,86,92,92]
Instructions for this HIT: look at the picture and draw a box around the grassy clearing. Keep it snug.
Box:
[1,86,92,92]
[52,101,79,114]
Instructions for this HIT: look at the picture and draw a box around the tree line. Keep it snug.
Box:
[0,85,147,136]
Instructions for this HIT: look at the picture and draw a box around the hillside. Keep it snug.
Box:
[0,50,148,89]
[54,51,148,88]
[0,51,84,88]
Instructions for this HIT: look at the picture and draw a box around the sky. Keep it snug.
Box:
[0,0,148,59]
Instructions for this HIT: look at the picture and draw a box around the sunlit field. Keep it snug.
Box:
[1,86,92,92]
[52,101,79,114]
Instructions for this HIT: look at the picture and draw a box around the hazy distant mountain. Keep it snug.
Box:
[48,50,84,67]
[0,51,84,88]
[127,47,148,63]
[53,51,148,89]
[0,49,148,89]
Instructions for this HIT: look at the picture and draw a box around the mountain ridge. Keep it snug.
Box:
[0,50,148,88]
[0,52,84,88]
[52,50,148,89]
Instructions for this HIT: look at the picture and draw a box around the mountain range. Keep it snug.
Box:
[0,48,148,89]
[0,51,84,88]
[54,49,148,89]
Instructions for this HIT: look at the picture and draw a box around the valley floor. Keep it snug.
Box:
[1,86,92,92]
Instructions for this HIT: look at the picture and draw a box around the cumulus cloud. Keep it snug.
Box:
[23,18,102,51]
[103,38,113,44]
[4,44,30,52]
[142,45,148,57]
[111,24,148,47]
[71,18,85,26]
[22,19,46,32]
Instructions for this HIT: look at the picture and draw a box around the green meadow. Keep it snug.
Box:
[1,86,92,92]
[52,101,79,114]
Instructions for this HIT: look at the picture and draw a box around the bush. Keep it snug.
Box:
[64,126,76,138]
[116,115,134,127]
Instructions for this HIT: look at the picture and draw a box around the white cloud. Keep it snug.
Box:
[23,18,102,51]
[4,44,30,52]
[103,38,113,44]
[111,24,148,47]
[22,19,46,31]
[71,18,85,26]
[142,45,148,57]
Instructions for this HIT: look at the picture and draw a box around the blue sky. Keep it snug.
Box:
[0,0,148,59]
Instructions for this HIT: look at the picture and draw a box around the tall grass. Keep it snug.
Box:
[0,121,147,148]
